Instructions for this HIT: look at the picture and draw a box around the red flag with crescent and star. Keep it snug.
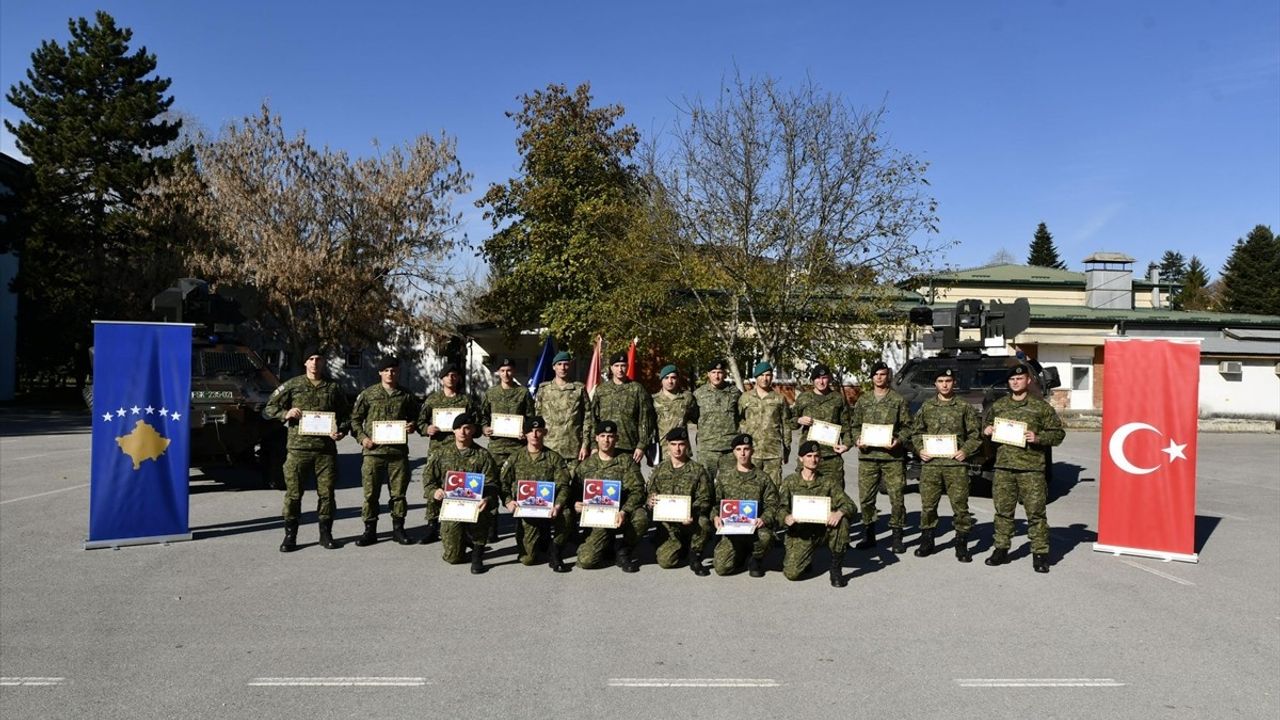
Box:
[1096,338,1200,561]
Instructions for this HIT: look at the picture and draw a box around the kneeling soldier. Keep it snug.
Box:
[711,434,780,578]
[573,421,648,572]
[779,441,857,587]
[501,416,573,573]
[350,356,420,546]
[646,427,714,575]
[421,414,499,573]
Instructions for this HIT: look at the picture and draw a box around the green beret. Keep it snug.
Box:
[752,360,773,377]
[658,364,678,379]
[552,351,572,364]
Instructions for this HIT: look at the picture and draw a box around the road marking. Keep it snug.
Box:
[956,678,1125,688]
[1118,558,1195,585]
[608,678,781,688]
[247,677,429,687]
[6,448,91,462]
[0,677,66,686]
[0,483,89,505]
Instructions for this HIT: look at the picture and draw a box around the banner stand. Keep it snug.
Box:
[85,532,193,551]
[1093,542,1198,564]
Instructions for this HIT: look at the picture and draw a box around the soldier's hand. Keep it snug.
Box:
[953,450,967,462]
[551,504,561,519]
[1025,431,1038,444]
[889,438,900,449]
[577,447,588,462]
[574,501,584,513]
[427,424,440,436]
[682,518,692,526]
[406,422,416,434]
[828,510,844,527]
[615,511,626,528]
[983,425,994,436]
[433,489,445,501]
[478,498,489,512]
[505,501,517,512]
[834,443,849,454]
[483,426,494,437]
[798,416,813,427]
[362,438,375,450]
[919,452,932,462]
[712,516,724,529]
[331,431,345,441]
[784,514,795,527]
[855,439,867,450]
[285,408,303,421]
[631,448,644,464]
[753,518,765,529]
[646,494,657,508]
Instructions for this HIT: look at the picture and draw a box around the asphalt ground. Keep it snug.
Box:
[1,412,1277,720]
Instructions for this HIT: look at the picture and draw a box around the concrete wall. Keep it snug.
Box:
[930,286,1085,306]
[1198,357,1280,419]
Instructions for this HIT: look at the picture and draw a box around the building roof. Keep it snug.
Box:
[1030,304,1280,328]
[1082,251,1135,264]
[914,262,1162,289]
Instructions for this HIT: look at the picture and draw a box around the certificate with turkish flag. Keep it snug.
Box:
[717,499,759,535]
[514,480,556,519]
[1095,338,1200,562]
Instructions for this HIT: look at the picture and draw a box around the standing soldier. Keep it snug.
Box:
[982,365,1065,573]
[737,361,792,486]
[646,427,714,576]
[421,414,500,574]
[535,351,593,468]
[711,434,780,578]
[792,363,853,489]
[480,356,532,541]
[349,356,420,547]
[692,359,740,480]
[573,421,648,573]
[265,347,350,552]
[416,362,476,544]
[649,364,698,465]
[849,361,911,554]
[909,368,982,561]
[500,416,574,573]
[778,441,857,587]
[591,352,654,464]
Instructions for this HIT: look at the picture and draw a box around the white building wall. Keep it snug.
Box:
[1198,359,1280,419]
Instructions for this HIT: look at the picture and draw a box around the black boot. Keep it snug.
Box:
[829,564,847,588]
[469,544,486,574]
[355,520,377,547]
[617,546,638,573]
[985,547,1009,566]
[1033,553,1050,574]
[318,519,343,549]
[854,523,876,550]
[954,533,972,563]
[391,518,413,545]
[890,528,906,554]
[689,549,709,577]
[488,517,500,543]
[747,557,765,578]
[278,519,298,553]
[549,542,570,573]
[913,529,935,557]
[417,520,439,545]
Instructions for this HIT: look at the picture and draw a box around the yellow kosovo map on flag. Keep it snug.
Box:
[115,419,171,470]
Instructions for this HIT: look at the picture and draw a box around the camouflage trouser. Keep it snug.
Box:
[993,469,1049,555]
[653,518,714,568]
[757,458,783,486]
[699,448,733,481]
[818,454,848,492]
[514,513,573,565]
[441,510,494,564]
[919,463,972,535]
[577,508,651,569]
[360,454,409,522]
[712,527,776,575]
[782,518,849,580]
[282,451,337,521]
[859,459,906,529]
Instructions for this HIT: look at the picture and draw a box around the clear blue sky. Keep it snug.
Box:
[3,1,1277,282]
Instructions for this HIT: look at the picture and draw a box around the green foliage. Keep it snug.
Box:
[1158,251,1187,285]
[1179,255,1214,311]
[1026,222,1066,269]
[1218,225,1280,315]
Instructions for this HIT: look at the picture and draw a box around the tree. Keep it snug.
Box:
[1158,250,1187,285]
[166,103,470,369]
[5,11,181,383]
[1179,255,1214,311]
[1218,224,1280,315]
[1027,222,1066,269]
[988,248,1017,265]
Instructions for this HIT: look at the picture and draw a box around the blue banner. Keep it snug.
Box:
[527,336,557,397]
[88,322,192,547]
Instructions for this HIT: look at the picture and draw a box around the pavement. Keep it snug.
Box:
[1,412,1278,719]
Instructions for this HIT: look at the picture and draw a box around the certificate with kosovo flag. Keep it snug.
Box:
[514,480,557,519]
[441,471,486,522]
[88,321,193,549]
[718,499,760,535]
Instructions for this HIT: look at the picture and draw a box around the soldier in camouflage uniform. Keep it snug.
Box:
[778,441,857,587]
[692,359,740,480]
[349,356,420,546]
[265,347,351,553]
[908,368,982,561]
[737,361,792,486]
[416,363,477,543]
[982,364,1065,573]
[480,356,533,541]
[711,434,780,577]
[421,413,500,574]
[649,364,698,466]
[500,416,573,573]
[791,364,853,491]
[591,352,655,464]
[849,361,911,554]
[573,421,649,572]
[645,427,713,575]
[536,351,593,468]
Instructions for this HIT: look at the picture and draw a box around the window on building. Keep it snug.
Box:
[1071,357,1091,391]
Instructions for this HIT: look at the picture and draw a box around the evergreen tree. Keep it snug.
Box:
[1179,255,1213,311]
[1218,225,1280,315]
[1158,251,1187,284]
[1027,222,1066,269]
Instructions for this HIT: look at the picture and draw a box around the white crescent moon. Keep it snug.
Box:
[1109,422,1162,475]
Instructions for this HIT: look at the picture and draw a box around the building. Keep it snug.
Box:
[0,152,29,402]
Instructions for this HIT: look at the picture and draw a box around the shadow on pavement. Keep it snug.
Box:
[1048,462,1089,503]
[1195,514,1222,554]
[0,410,92,437]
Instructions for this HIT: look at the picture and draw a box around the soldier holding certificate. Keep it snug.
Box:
[416,363,476,543]
[646,427,714,576]
[480,356,532,541]
[848,361,911,554]
[778,441,857,587]
[421,414,499,574]
[349,356,420,547]
[265,346,350,553]
[500,416,573,573]
[573,421,648,573]
[909,368,982,561]
[791,364,852,490]
[711,434,780,578]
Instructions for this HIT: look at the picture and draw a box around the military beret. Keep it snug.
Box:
[609,352,628,365]
[302,344,327,360]
[595,420,619,435]
[707,359,728,371]
[752,360,773,377]
[798,440,821,457]
[809,363,831,380]
[552,351,572,364]
[659,364,678,379]
[731,433,754,448]
[934,368,955,381]
[375,356,400,371]
[451,413,476,430]
[1008,364,1030,379]
[870,361,890,374]
[438,362,461,378]
[524,415,547,432]
[495,356,515,370]
[664,426,689,443]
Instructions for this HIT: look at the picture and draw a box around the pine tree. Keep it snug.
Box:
[1178,256,1213,311]
[1027,222,1066,269]
[1218,225,1280,315]
[1158,251,1187,284]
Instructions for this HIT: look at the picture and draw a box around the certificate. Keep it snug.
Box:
[580,505,620,528]
[440,498,482,523]
[652,494,692,523]
[514,480,556,519]
[922,434,957,457]
[860,423,894,448]
[371,420,407,444]
[298,411,336,436]
[717,499,759,535]
[717,522,757,535]
[992,417,1028,448]
[432,407,464,432]
[791,494,831,524]
[491,413,524,439]
[808,420,841,447]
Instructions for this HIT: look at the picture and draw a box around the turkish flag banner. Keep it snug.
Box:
[1095,338,1200,562]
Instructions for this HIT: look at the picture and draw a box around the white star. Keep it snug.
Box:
[145,405,155,414]
[171,411,182,421]
[1162,440,1187,462]
[102,412,113,422]
[159,407,167,416]
[130,405,141,415]
[116,408,125,417]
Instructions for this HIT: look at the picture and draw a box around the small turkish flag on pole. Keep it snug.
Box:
[626,337,638,381]
[586,335,603,399]
[1094,338,1200,562]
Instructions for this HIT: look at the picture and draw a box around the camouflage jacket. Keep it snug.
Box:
[481,383,533,454]
[574,452,646,514]
[648,459,714,520]
[692,381,741,452]
[909,395,982,467]
[848,388,910,461]
[535,380,593,460]
[264,374,351,453]
[591,379,654,452]
[791,389,848,458]
[350,383,420,457]
[713,466,781,525]
[417,390,477,442]
[422,443,499,501]
[778,471,857,522]
[738,388,792,460]
[983,394,1065,471]
[652,390,697,445]
[498,446,572,508]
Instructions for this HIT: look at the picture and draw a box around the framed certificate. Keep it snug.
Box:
[432,407,464,431]
[922,434,958,457]
[371,420,407,444]
[717,499,759,535]
[514,480,556,519]
[299,411,336,436]
[791,494,831,524]
[491,413,524,439]
[808,420,841,446]
[992,417,1028,447]
[580,505,620,528]
[440,498,482,523]
[514,505,553,519]
[717,522,757,535]
[652,494,692,523]
[860,423,894,448]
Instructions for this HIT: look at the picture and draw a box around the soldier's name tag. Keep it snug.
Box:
[652,494,692,523]
[371,420,407,444]
[808,420,841,446]
[860,423,894,448]
[791,494,831,524]
[992,417,1028,448]
[922,434,958,457]
[432,407,464,432]
[580,505,620,529]
[491,413,524,439]
[440,497,482,523]
[299,411,336,436]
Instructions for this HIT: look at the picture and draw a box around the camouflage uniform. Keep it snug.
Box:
[349,382,420,523]
[647,458,714,568]
[909,396,982,536]
[777,471,857,580]
[592,379,654,455]
[498,446,574,564]
[417,390,477,522]
[712,466,780,575]
[573,452,648,569]
[738,389,792,485]
[651,389,697,462]
[692,381,740,479]
[421,442,500,564]
[792,389,851,491]
[848,389,911,530]
[480,383,533,468]
[265,375,351,523]
[535,379,593,468]
[984,395,1065,556]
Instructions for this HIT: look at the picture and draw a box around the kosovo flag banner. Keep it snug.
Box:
[87,321,193,549]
